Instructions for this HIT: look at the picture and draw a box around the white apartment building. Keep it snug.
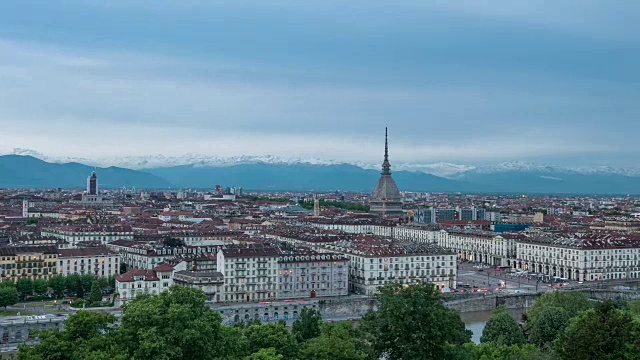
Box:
[514,232,640,282]
[277,252,349,299]
[377,225,516,267]
[57,247,120,277]
[41,225,134,247]
[394,225,444,243]
[305,218,395,237]
[444,230,516,267]
[325,237,456,295]
[217,245,280,303]
[173,270,225,302]
[107,240,223,270]
[115,264,174,306]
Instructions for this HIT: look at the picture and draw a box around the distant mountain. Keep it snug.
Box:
[147,163,482,192]
[453,161,640,195]
[2,151,640,194]
[0,155,171,189]
[4,148,640,178]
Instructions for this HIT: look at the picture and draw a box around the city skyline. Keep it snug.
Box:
[0,1,639,167]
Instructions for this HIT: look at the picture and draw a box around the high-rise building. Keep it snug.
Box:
[370,128,403,217]
[87,171,98,195]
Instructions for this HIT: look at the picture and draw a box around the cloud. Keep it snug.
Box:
[0,1,638,166]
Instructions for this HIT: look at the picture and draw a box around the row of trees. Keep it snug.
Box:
[0,274,116,308]
[16,282,640,359]
[298,200,370,212]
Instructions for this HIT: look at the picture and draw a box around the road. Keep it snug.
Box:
[457,262,553,294]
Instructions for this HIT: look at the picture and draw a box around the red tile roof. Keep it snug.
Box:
[152,263,174,272]
[58,246,117,257]
[115,269,159,282]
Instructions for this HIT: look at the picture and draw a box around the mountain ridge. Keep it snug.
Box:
[3,148,639,178]
[1,153,640,194]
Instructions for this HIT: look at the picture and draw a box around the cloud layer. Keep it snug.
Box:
[0,1,638,166]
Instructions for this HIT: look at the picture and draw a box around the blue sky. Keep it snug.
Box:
[0,1,638,166]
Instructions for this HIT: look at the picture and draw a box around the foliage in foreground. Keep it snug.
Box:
[16,284,640,360]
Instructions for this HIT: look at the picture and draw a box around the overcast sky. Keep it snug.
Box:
[0,1,638,166]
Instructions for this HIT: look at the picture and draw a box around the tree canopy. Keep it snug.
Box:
[527,291,591,324]
[291,307,322,343]
[554,301,634,360]
[480,306,525,346]
[361,281,471,360]
[299,322,368,360]
[0,286,18,309]
[527,306,571,349]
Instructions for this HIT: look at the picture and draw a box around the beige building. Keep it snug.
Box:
[0,246,58,282]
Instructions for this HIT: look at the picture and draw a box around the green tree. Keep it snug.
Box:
[300,322,369,360]
[18,310,124,360]
[480,306,525,346]
[554,301,634,360]
[292,307,322,343]
[89,280,103,305]
[65,274,82,297]
[527,306,571,349]
[0,280,15,288]
[0,287,19,309]
[626,317,640,359]
[527,291,591,324]
[33,279,49,297]
[627,299,640,316]
[244,323,298,359]
[48,275,66,298]
[360,282,471,360]
[16,277,33,300]
[118,286,223,360]
[246,348,283,360]
[80,274,94,296]
[216,325,249,360]
[455,342,551,360]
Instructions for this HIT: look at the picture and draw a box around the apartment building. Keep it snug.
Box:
[41,225,134,247]
[57,247,120,277]
[217,245,280,303]
[514,232,640,282]
[277,252,349,299]
[115,264,174,306]
[173,270,224,302]
[0,246,58,282]
[325,237,456,295]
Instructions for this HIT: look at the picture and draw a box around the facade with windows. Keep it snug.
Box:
[41,225,134,247]
[115,264,174,306]
[322,237,456,295]
[276,252,349,299]
[57,247,119,277]
[173,270,224,302]
[514,233,640,282]
[217,245,280,303]
[0,246,58,282]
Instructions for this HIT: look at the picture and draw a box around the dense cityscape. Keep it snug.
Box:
[2,1,639,359]
[0,131,637,359]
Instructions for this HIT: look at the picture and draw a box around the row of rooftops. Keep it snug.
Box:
[515,231,640,249]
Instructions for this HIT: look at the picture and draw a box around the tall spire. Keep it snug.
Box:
[381,127,391,175]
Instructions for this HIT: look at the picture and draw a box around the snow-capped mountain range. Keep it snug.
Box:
[4,148,640,178]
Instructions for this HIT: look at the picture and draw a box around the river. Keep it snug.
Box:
[460,309,527,344]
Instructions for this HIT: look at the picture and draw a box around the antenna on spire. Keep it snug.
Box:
[384,126,389,161]
[381,126,391,175]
